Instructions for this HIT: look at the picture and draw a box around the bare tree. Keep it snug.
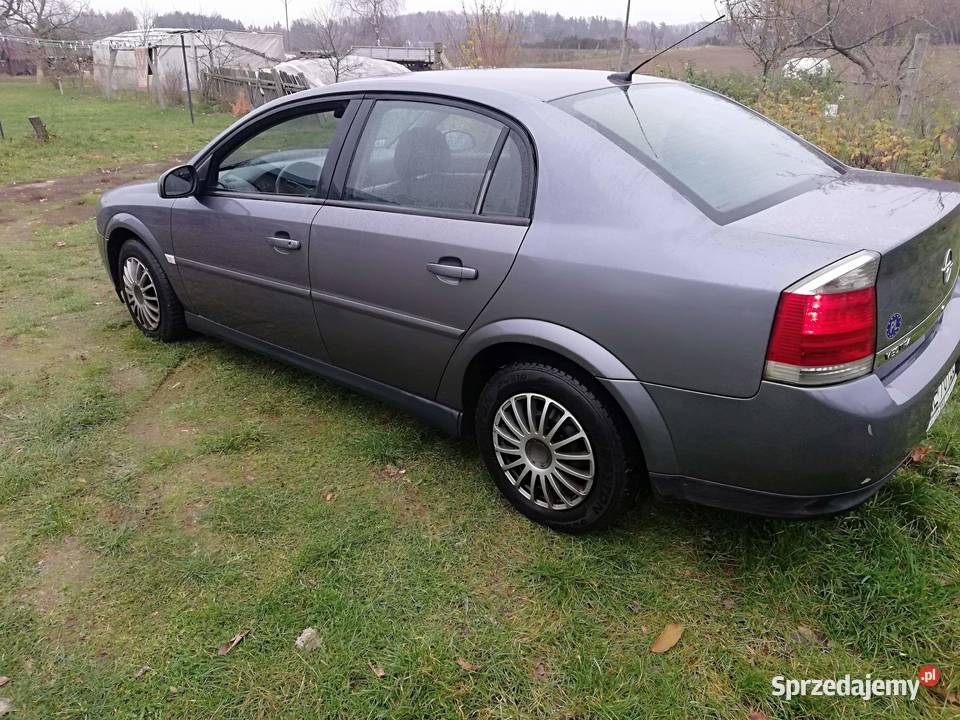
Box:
[2,0,21,23]
[337,0,400,46]
[8,0,86,37]
[785,0,918,86]
[309,5,359,82]
[459,0,518,68]
[721,0,805,77]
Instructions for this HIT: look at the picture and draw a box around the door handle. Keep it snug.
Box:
[427,262,478,281]
[267,235,301,251]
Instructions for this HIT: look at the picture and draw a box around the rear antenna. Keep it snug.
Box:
[609,14,726,84]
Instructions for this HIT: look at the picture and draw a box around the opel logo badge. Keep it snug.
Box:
[944,248,955,286]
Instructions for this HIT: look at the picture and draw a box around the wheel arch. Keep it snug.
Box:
[104,214,171,296]
[438,319,679,474]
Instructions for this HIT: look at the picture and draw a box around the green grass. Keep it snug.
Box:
[1,82,959,719]
[0,78,232,184]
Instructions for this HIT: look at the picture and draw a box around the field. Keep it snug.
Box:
[1,80,960,719]
[519,44,960,105]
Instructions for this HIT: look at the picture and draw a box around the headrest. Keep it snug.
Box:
[393,126,451,180]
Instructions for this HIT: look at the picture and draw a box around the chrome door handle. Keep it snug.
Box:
[267,235,301,251]
[427,262,478,280]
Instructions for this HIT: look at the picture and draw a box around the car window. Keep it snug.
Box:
[344,100,506,214]
[215,105,346,197]
[552,84,841,218]
[482,132,527,217]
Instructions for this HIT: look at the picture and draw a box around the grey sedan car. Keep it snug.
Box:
[97,69,960,530]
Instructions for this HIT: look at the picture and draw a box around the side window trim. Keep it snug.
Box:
[328,93,535,224]
[473,126,510,214]
[202,96,361,203]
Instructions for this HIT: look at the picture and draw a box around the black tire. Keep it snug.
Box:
[475,361,639,532]
[117,239,187,342]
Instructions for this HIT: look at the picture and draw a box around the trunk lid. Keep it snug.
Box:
[733,169,960,356]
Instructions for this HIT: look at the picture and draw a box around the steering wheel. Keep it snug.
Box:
[275,161,322,196]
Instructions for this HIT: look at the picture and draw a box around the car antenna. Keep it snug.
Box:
[608,14,726,84]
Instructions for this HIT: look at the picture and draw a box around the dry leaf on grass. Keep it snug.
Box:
[295,627,322,651]
[324,492,337,503]
[930,685,960,705]
[455,657,479,672]
[368,661,386,678]
[791,624,827,648]
[133,666,150,679]
[0,676,8,687]
[532,659,547,679]
[910,446,932,463]
[649,623,684,653]
[748,711,769,720]
[217,629,249,656]
[383,464,407,478]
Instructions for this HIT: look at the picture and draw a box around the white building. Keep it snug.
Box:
[92,28,284,93]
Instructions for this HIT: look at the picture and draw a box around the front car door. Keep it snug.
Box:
[171,98,357,359]
[310,97,535,397]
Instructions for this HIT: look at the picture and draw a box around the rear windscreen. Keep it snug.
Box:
[552,83,842,221]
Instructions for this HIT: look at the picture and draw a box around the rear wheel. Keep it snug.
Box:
[118,240,186,342]
[475,362,637,531]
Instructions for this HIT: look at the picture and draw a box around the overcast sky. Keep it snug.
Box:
[90,0,721,31]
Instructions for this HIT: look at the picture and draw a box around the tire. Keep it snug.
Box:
[117,239,187,342]
[475,361,639,532]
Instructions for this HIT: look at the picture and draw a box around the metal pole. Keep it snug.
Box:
[180,34,195,125]
[617,0,632,71]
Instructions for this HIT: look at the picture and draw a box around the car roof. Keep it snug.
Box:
[305,68,672,104]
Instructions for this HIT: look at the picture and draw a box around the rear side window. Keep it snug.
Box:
[344,100,506,214]
[482,133,529,218]
[553,84,841,220]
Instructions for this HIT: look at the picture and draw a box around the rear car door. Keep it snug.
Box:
[309,97,535,397]
[171,98,357,359]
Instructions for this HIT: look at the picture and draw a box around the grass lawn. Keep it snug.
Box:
[1,82,959,719]
[0,78,232,185]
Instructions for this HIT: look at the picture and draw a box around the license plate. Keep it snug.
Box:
[928,363,959,431]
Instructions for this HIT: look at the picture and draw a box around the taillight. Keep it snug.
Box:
[764,251,880,386]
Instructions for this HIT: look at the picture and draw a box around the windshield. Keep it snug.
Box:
[552,83,842,221]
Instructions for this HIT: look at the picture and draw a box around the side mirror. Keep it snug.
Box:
[158,164,197,198]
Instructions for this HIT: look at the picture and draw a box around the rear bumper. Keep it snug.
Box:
[635,290,960,514]
[649,463,900,519]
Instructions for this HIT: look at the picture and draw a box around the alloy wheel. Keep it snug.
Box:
[492,392,595,510]
[122,257,161,331]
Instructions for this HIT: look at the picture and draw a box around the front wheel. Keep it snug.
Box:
[475,362,638,531]
[118,239,186,342]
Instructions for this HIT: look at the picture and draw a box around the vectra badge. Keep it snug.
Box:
[944,248,955,286]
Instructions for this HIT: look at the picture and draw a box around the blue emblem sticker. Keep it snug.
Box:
[886,313,903,339]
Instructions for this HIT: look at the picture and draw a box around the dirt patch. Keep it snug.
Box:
[0,155,189,207]
[26,537,95,615]
[1,316,95,377]
[134,455,245,536]
[126,362,204,450]
[38,199,96,228]
[111,365,148,395]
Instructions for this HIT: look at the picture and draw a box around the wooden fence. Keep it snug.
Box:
[201,67,309,108]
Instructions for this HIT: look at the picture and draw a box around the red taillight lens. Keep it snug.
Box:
[764,251,880,386]
[767,288,876,366]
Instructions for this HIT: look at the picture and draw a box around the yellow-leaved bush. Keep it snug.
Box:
[660,66,960,182]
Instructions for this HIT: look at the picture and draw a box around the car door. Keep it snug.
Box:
[171,98,357,360]
[310,97,535,397]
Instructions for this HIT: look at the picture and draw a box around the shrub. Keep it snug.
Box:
[655,65,960,182]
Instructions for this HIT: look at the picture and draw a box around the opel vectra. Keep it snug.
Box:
[96,69,960,530]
